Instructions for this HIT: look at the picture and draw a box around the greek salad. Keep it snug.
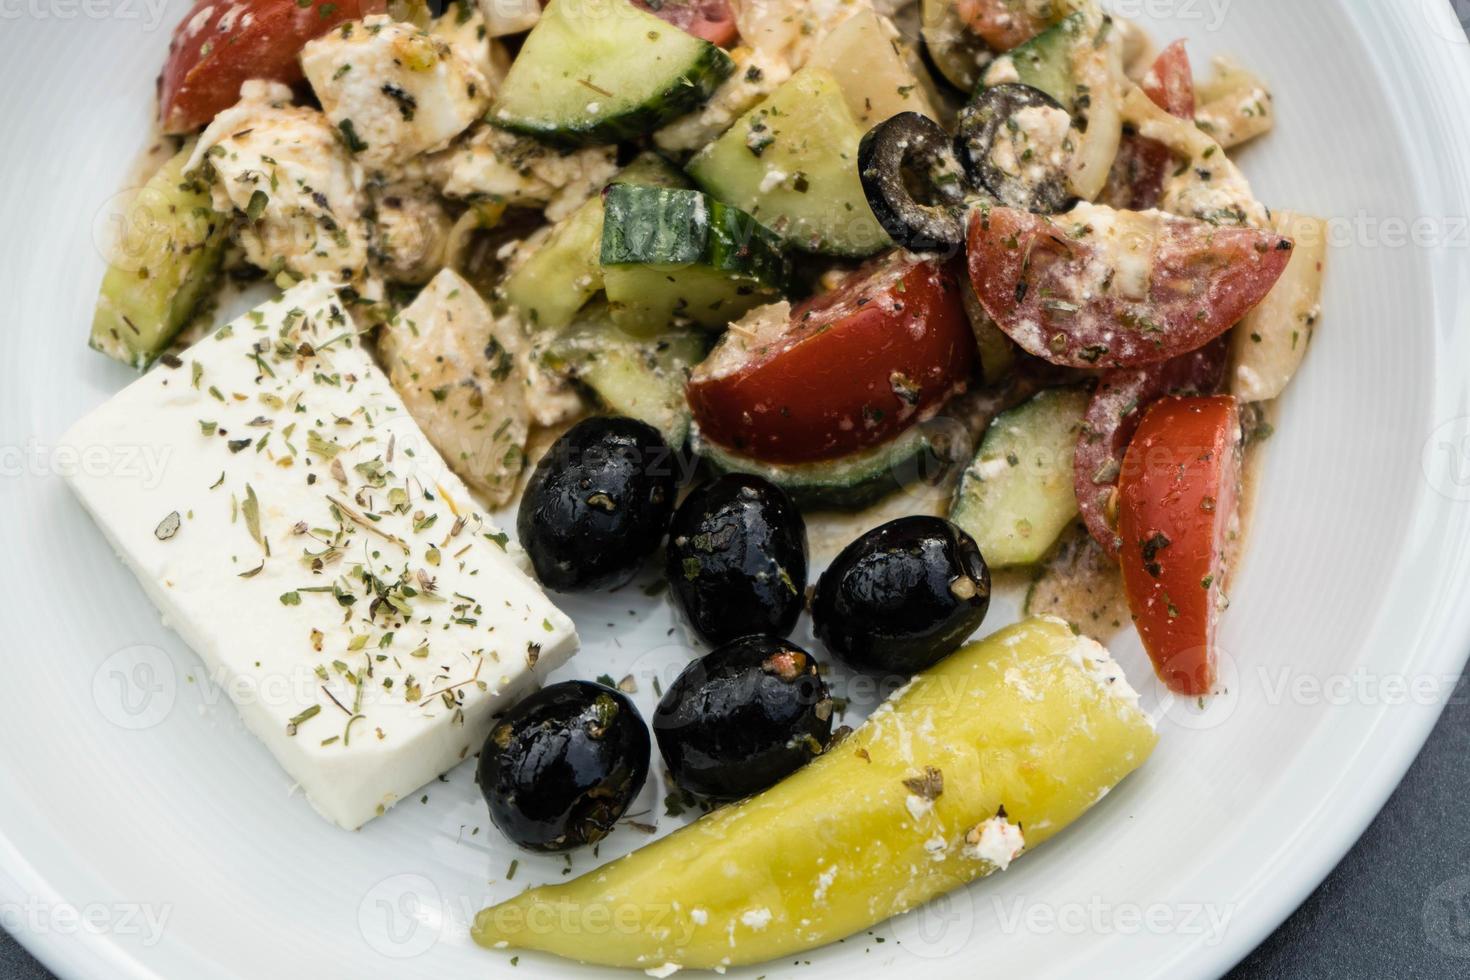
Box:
[72,0,1325,971]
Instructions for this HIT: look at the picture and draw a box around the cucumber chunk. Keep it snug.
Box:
[490,0,734,147]
[90,145,227,369]
[501,153,687,330]
[949,386,1087,567]
[688,68,890,257]
[600,185,790,334]
[991,12,1083,105]
[545,309,709,447]
[692,424,938,511]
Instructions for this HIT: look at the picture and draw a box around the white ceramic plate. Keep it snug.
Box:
[4,1,1470,977]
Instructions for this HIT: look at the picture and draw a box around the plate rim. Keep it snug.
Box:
[5,3,1470,979]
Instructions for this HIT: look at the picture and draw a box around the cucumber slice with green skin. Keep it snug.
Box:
[600,185,790,334]
[692,424,938,512]
[688,68,890,258]
[489,0,735,147]
[988,12,1084,106]
[90,145,227,369]
[545,310,709,447]
[950,386,1087,567]
[501,153,688,331]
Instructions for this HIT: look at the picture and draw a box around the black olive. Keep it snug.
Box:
[477,680,651,852]
[858,112,972,254]
[666,474,808,646]
[654,636,832,801]
[812,516,991,675]
[517,417,675,592]
[955,84,1075,214]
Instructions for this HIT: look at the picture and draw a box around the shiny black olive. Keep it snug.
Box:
[653,636,832,801]
[858,112,972,253]
[517,416,676,592]
[477,680,651,852]
[955,83,1075,214]
[812,516,991,675]
[666,474,808,646]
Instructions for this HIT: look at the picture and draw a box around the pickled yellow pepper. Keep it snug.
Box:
[474,617,1158,971]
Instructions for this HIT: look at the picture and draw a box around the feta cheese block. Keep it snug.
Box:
[62,277,578,829]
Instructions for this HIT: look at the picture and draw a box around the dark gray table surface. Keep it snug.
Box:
[5,670,1469,978]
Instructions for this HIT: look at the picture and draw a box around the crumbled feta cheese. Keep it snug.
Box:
[739,908,772,930]
[434,125,617,222]
[813,865,838,903]
[984,56,1022,86]
[185,83,370,283]
[964,815,1025,870]
[1004,667,1043,702]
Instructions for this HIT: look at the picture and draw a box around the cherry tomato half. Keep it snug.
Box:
[1117,395,1241,696]
[966,203,1293,370]
[1142,39,1195,119]
[687,252,975,465]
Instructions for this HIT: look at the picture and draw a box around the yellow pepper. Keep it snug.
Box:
[474,617,1157,971]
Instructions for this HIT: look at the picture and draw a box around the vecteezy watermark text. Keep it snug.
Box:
[0,0,168,30]
[0,439,172,488]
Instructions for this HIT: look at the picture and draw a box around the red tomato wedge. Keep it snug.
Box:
[1074,336,1227,558]
[632,0,738,45]
[965,203,1293,369]
[687,252,975,464]
[1117,396,1241,697]
[1102,41,1195,210]
[954,0,1050,52]
[1141,40,1195,118]
[159,0,384,134]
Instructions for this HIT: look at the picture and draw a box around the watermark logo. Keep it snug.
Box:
[1422,415,1470,502]
[1425,874,1470,957]
[358,874,445,959]
[92,644,176,730]
[1148,644,1240,732]
[1421,0,1470,45]
[889,888,976,959]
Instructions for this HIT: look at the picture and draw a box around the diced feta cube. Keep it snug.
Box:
[302,16,491,171]
[61,278,578,829]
